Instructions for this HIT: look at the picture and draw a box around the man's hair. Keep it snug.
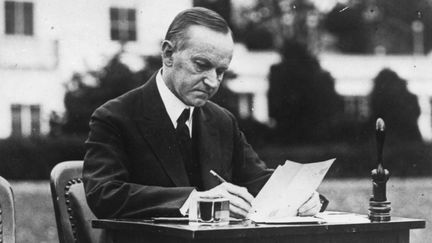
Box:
[164,7,231,50]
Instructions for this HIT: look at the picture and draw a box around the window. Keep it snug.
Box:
[10,104,41,137]
[11,104,22,136]
[30,105,41,136]
[5,1,34,35]
[110,7,136,42]
[343,96,370,122]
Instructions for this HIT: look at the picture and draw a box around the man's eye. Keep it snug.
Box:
[195,61,209,71]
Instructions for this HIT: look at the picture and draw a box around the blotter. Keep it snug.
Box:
[249,158,335,223]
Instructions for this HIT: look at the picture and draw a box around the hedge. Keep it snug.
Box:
[0,136,85,180]
[0,136,430,180]
[257,140,432,178]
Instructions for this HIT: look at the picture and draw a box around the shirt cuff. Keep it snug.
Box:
[179,189,197,216]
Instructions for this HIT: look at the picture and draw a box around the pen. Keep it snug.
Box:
[210,170,227,183]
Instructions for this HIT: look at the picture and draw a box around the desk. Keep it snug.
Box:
[93,216,425,243]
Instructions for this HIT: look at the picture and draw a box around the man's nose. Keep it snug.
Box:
[203,70,220,88]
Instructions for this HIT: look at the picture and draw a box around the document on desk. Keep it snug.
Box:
[249,158,335,223]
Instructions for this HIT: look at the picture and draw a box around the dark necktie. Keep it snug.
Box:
[176,109,201,188]
[176,109,191,140]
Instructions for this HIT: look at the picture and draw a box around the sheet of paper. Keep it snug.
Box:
[253,216,323,224]
[315,211,370,223]
[249,158,335,222]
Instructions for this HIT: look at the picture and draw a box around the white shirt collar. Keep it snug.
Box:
[156,69,194,134]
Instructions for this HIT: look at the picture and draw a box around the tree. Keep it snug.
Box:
[369,69,422,142]
[232,0,320,50]
[193,0,232,28]
[268,41,343,143]
[324,0,432,54]
[324,3,370,53]
[62,54,161,135]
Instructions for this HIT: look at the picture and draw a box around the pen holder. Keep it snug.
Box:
[190,196,229,226]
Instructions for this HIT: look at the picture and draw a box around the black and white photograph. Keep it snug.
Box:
[0,0,430,242]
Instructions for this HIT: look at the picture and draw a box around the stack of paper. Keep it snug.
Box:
[249,158,335,223]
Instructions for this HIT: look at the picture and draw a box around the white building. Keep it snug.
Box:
[319,54,432,141]
[2,0,432,142]
[228,51,432,142]
[0,0,191,138]
[228,44,280,124]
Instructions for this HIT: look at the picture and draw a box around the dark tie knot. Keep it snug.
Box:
[177,108,190,125]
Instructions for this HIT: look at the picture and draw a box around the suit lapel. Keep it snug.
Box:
[194,107,223,190]
[133,76,190,187]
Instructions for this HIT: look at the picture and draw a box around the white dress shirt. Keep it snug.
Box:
[156,69,194,137]
[155,69,197,215]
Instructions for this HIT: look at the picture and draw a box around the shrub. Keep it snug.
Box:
[0,136,85,180]
[369,68,422,142]
[268,41,343,143]
[256,140,432,177]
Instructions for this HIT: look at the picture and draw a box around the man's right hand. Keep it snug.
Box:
[194,183,254,218]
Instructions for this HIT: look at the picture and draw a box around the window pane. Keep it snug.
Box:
[30,105,40,136]
[110,8,119,21]
[128,30,136,41]
[127,9,135,21]
[11,104,22,137]
[23,2,33,35]
[111,28,119,40]
[110,7,137,42]
[5,1,15,34]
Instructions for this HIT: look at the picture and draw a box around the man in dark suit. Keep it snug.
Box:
[83,7,323,219]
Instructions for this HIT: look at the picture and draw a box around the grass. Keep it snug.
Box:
[319,178,431,243]
[11,178,431,243]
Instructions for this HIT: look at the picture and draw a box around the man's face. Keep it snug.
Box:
[163,25,234,107]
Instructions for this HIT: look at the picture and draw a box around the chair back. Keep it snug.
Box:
[0,176,15,243]
[50,161,102,243]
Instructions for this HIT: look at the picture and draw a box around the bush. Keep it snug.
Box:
[268,41,343,143]
[2,136,429,180]
[0,136,86,180]
[256,141,432,177]
[369,68,422,142]
[63,54,161,136]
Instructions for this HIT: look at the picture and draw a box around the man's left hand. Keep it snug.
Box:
[297,191,321,216]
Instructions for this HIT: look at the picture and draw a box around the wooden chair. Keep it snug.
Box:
[50,161,103,243]
[0,176,15,243]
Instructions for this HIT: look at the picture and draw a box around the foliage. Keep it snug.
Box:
[193,0,232,28]
[324,3,370,53]
[0,135,430,180]
[231,0,318,50]
[369,69,422,142]
[257,141,432,178]
[324,0,432,54]
[268,40,343,143]
[0,136,85,180]
[62,54,161,135]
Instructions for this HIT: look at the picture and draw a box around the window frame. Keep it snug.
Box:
[4,1,34,36]
[109,7,137,42]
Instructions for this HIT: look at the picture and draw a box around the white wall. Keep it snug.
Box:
[0,0,192,138]
[320,54,432,141]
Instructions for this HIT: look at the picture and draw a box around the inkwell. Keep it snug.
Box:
[368,118,391,221]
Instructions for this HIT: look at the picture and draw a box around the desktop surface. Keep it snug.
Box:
[92,214,425,243]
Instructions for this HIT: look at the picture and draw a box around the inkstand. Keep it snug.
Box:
[368,118,391,222]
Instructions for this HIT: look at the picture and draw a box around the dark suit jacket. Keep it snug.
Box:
[83,74,273,219]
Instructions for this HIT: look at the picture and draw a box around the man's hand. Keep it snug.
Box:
[195,182,254,218]
[298,191,321,216]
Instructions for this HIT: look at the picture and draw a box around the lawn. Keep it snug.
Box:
[11,178,431,243]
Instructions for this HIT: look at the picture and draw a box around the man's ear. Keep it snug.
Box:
[161,40,175,67]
